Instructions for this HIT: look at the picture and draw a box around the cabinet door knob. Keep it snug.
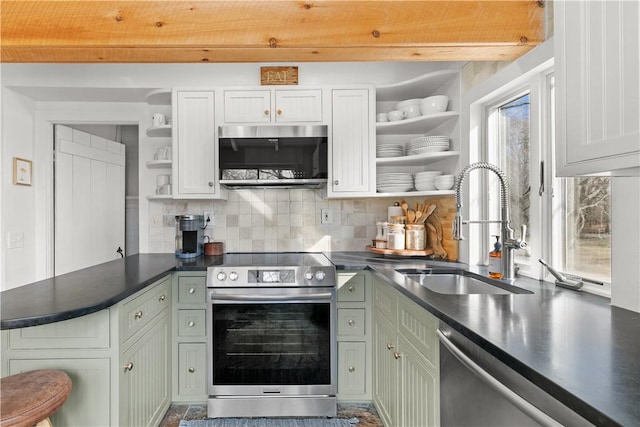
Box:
[276,109,282,115]
[386,343,395,350]
[124,362,134,371]
[348,286,355,292]
[264,109,270,116]
[188,367,195,373]
[134,311,143,319]
[158,294,166,301]
[189,287,195,294]
[208,181,214,187]
[394,351,402,360]
[188,321,195,327]
[348,366,355,373]
[348,319,355,326]
[334,180,339,185]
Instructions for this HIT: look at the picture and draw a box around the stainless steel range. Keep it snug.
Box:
[206,252,337,418]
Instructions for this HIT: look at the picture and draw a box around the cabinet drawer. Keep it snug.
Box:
[178,275,206,305]
[8,309,110,350]
[338,309,366,336]
[177,309,206,337]
[120,276,171,342]
[337,273,366,302]
[397,294,438,367]
[338,341,366,395]
[178,343,207,396]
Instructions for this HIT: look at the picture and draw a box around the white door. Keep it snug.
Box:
[55,125,125,275]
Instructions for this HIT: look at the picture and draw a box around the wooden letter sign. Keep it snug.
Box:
[260,66,298,85]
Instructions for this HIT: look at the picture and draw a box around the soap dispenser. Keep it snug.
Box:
[488,235,502,279]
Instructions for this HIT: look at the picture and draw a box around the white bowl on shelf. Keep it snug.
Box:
[420,95,449,115]
[394,98,422,110]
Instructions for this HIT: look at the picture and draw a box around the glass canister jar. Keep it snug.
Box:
[405,224,426,250]
[387,223,406,250]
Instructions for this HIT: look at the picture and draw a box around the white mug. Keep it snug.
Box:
[376,113,389,122]
[156,146,171,160]
[157,175,171,186]
[152,113,166,127]
[388,110,407,121]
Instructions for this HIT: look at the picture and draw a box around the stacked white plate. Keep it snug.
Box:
[377,172,414,193]
[414,171,442,191]
[407,136,450,155]
[376,144,404,158]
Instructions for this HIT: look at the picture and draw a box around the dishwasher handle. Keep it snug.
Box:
[437,330,562,427]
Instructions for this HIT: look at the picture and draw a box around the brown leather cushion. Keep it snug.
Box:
[1,369,72,427]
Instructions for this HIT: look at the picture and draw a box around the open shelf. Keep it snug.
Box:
[146,160,172,169]
[376,70,459,102]
[376,112,459,135]
[377,151,459,167]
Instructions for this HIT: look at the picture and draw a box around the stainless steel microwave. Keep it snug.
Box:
[218,125,328,189]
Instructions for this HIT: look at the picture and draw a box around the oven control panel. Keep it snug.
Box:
[208,266,335,287]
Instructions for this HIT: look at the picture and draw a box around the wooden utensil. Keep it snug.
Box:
[401,201,409,218]
[414,211,423,223]
[407,210,416,223]
[421,204,437,223]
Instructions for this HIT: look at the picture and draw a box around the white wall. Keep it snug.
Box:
[1,89,37,289]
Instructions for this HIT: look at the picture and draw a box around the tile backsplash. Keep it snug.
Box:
[148,189,399,253]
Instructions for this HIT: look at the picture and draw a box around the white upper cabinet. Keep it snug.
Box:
[223,88,323,124]
[173,90,223,198]
[328,88,375,196]
[555,0,640,176]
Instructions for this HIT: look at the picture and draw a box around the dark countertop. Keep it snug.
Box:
[326,251,640,427]
[0,254,177,329]
[1,251,638,426]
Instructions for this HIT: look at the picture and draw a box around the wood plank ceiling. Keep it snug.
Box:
[1,1,545,63]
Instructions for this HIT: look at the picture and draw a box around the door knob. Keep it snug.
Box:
[134,311,143,319]
[386,343,395,350]
[124,362,134,371]
[394,352,402,360]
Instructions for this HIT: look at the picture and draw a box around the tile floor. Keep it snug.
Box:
[159,402,383,427]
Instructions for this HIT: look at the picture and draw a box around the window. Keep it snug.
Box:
[470,45,611,294]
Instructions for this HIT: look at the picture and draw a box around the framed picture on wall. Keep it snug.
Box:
[13,157,32,186]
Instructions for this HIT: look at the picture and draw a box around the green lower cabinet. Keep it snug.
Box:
[119,314,171,427]
[1,275,172,427]
[8,357,111,426]
[172,272,208,402]
[337,341,366,395]
[178,343,207,396]
[372,277,440,427]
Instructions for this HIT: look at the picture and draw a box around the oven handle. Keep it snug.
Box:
[210,292,333,303]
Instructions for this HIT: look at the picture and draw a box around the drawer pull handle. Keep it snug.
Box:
[264,109,270,116]
[386,343,395,350]
[276,109,282,115]
[394,352,402,360]
[124,362,134,371]
[189,288,195,294]
[348,366,355,373]
[159,294,166,301]
[348,286,355,292]
[135,311,143,319]
[188,321,195,327]
[188,367,195,373]
[348,319,355,326]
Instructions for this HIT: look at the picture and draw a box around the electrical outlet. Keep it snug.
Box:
[321,208,332,224]
[7,231,24,249]
[203,210,214,225]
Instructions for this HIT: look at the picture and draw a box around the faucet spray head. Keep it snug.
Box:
[452,213,464,240]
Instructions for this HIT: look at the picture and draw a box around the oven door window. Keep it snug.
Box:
[212,302,331,386]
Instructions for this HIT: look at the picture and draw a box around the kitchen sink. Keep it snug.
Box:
[396,269,532,295]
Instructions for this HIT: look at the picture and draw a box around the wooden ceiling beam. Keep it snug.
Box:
[1,1,545,63]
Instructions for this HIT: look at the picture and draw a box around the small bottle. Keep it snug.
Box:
[488,235,502,279]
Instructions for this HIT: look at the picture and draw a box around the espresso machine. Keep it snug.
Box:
[175,215,204,258]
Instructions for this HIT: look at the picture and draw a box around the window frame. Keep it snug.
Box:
[462,40,611,297]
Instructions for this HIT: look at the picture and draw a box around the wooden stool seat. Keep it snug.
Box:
[1,369,72,427]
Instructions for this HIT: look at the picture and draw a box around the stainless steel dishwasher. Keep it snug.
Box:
[438,323,593,426]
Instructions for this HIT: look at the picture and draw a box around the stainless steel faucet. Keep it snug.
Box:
[453,162,527,281]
